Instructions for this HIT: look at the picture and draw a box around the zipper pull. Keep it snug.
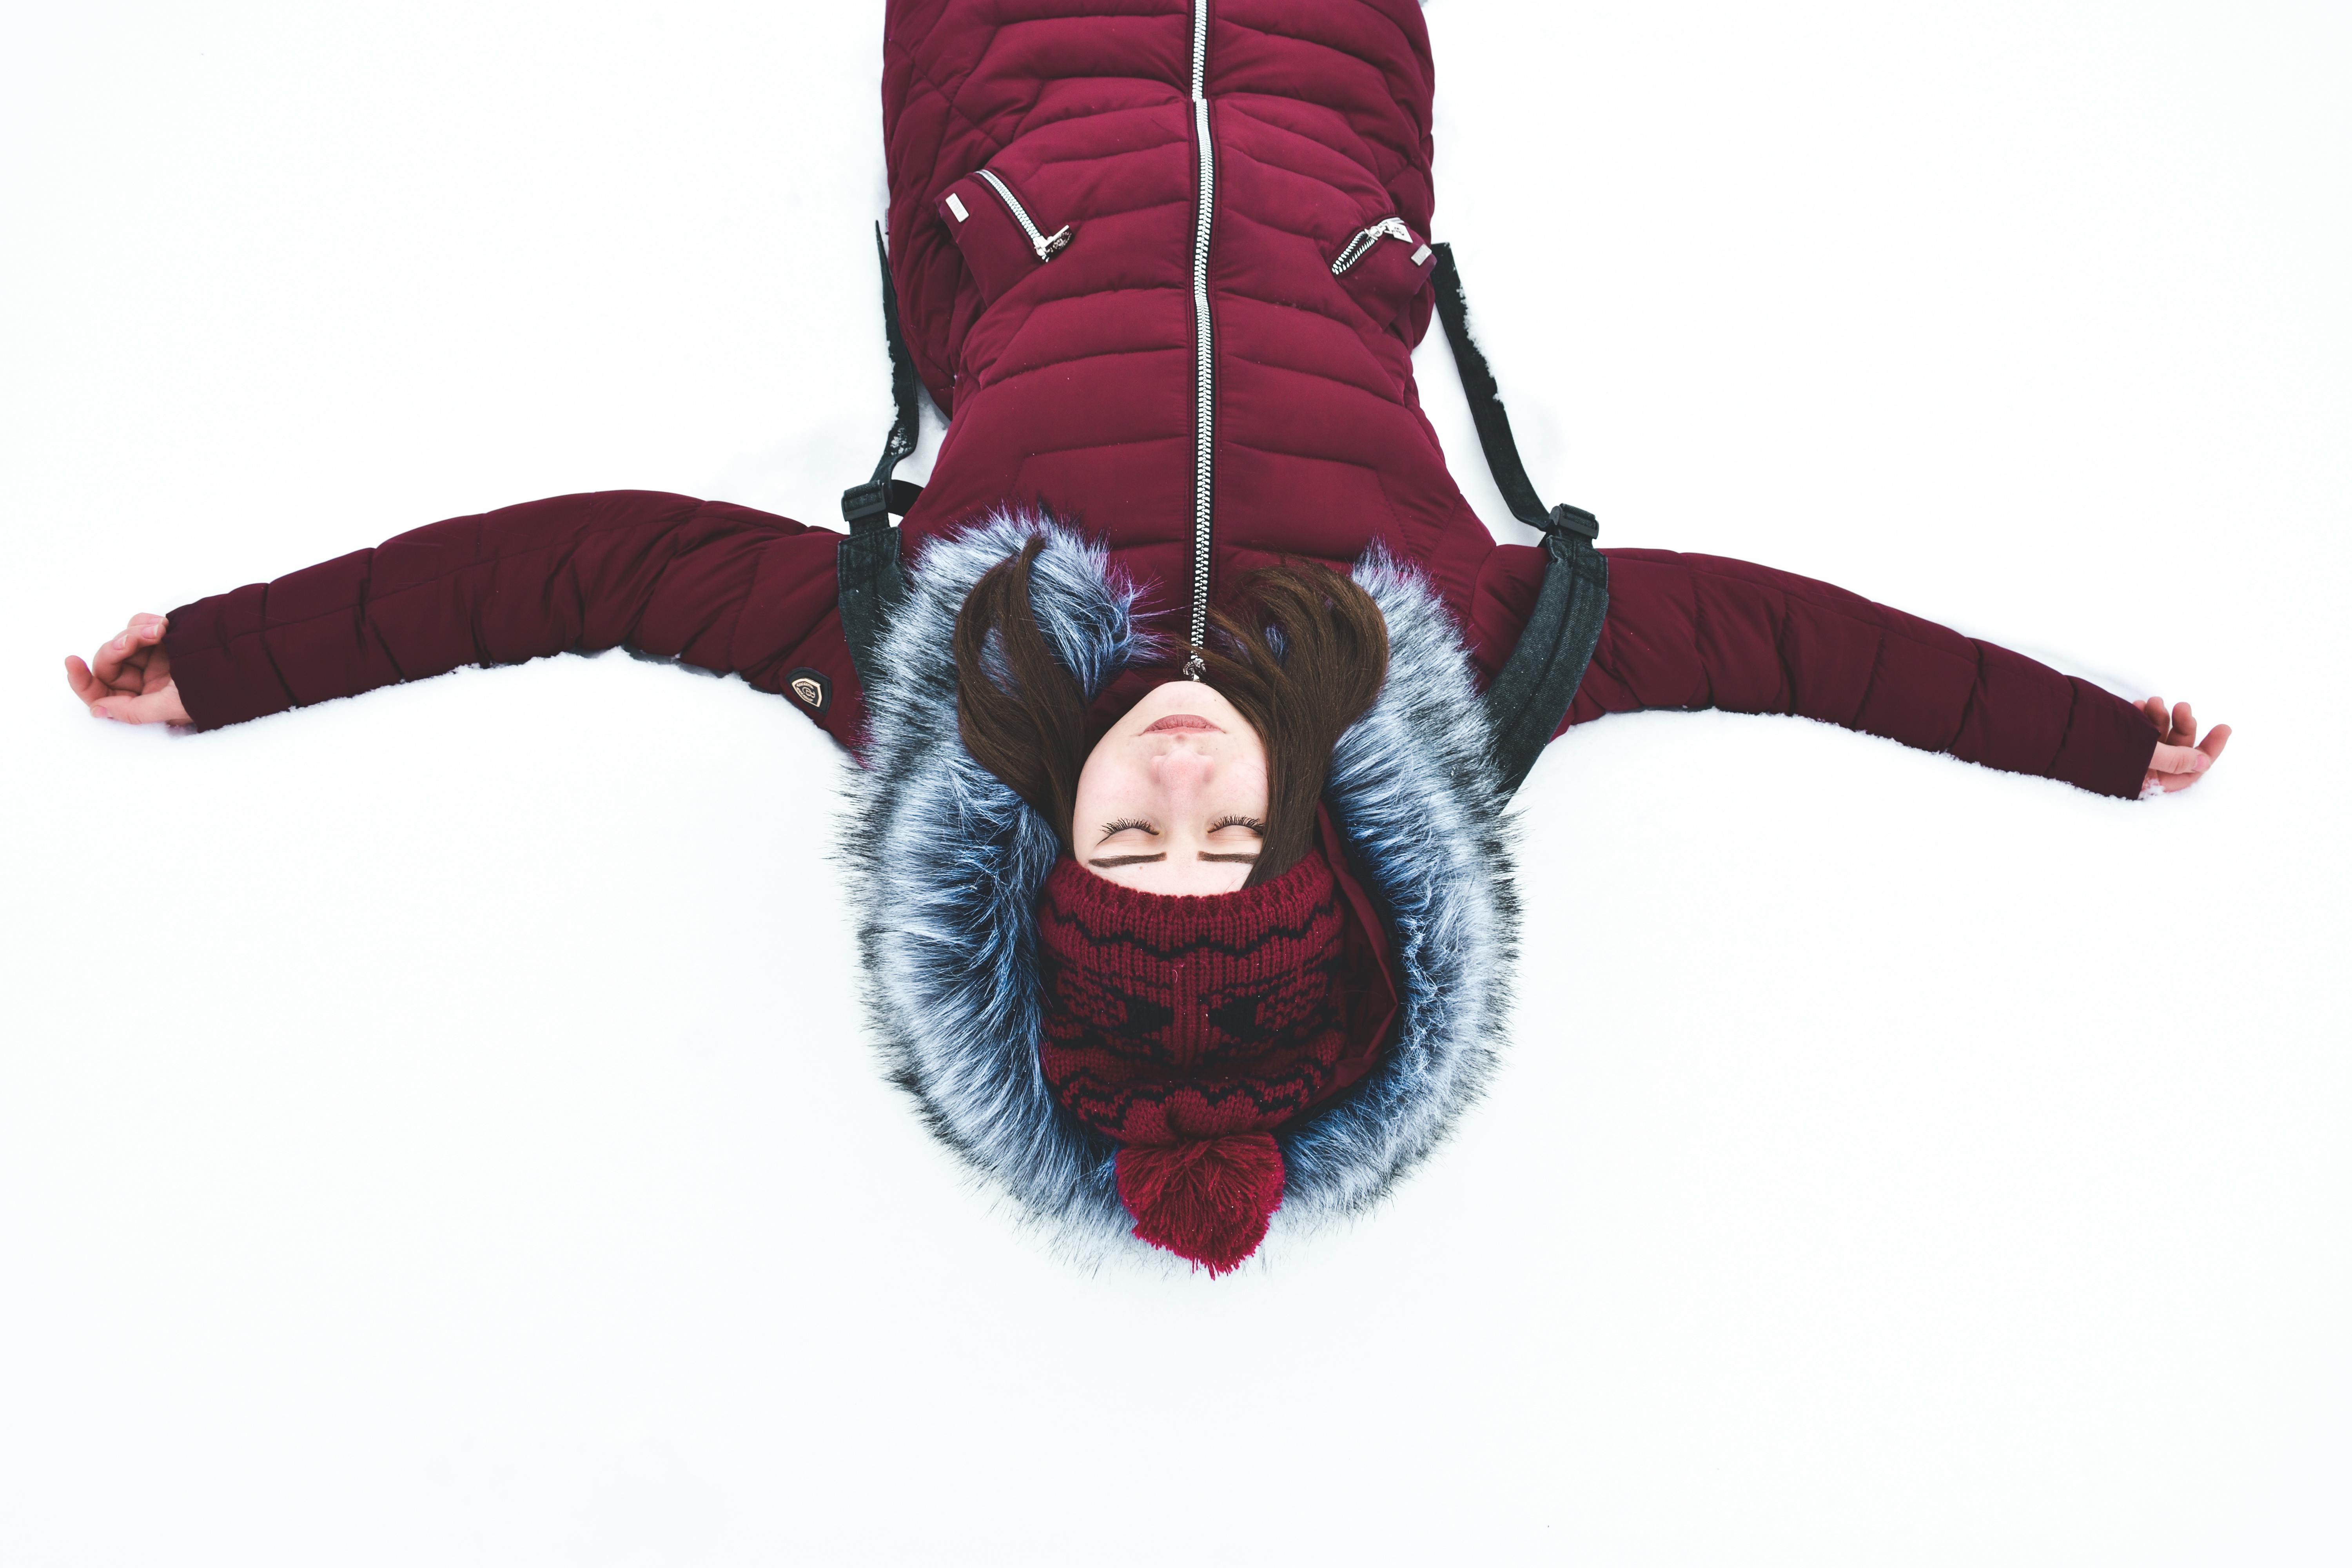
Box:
[1331,217,1416,275]
[975,168,1074,263]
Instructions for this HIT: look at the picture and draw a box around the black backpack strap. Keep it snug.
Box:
[838,222,924,695]
[1480,518,1610,798]
[1430,242,1611,798]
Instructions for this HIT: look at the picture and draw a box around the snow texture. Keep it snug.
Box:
[4,2,2350,1565]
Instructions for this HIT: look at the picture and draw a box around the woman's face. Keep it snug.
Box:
[1070,679,1269,894]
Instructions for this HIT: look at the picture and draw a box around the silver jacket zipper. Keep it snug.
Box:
[1331,216,1418,274]
[1185,0,1216,676]
[975,168,1072,261]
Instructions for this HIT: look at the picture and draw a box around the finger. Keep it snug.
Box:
[92,631,167,693]
[2172,701,2195,747]
[92,691,156,724]
[64,654,130,708]
[2146,742,2218,793]
[88,628,141,685]
[90,688,178,725]
[104,618,170,687]
[2200,723,2231,764]
[2138,696,2171,742]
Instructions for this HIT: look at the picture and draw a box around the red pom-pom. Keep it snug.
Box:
[1115,1134,1286,1276]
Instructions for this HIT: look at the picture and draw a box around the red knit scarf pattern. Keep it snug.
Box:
[1036,850,1357,1274]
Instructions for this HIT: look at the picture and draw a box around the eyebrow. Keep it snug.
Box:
[1085,850,1261,869]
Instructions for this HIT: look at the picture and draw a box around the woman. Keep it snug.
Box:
[61,0,2227,1274]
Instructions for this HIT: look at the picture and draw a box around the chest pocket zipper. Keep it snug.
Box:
[1332,218,1431,275]
[1329,215,1436,334]
[975,169,1072,261]
[937,167,1073,305]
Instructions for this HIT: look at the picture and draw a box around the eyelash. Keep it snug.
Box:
[1210,815,1265,833]
[1099,818,1156,838]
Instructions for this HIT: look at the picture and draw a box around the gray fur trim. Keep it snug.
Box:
[840,512,1517,1264]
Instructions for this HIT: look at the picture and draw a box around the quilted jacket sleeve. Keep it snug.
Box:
[1469,543,2160,799]
[162,490,863,745]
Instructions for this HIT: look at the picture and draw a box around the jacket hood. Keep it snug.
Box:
[842,513,1519,1267]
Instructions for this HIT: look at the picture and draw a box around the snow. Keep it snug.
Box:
[3,1,2347,1563]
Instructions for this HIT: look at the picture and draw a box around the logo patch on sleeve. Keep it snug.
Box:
[786,668,832,712]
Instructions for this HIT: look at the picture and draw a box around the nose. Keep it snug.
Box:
[1150,741,1217,795]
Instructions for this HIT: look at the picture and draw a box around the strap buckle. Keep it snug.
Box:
[841,477,923,530]
[841,479,893,528]
[1544,502,1599,543]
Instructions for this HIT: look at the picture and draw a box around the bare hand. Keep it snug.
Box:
[65,614,191,725]
[2137,697,2229,795]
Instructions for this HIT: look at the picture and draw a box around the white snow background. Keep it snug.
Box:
[4,2,2348,1563]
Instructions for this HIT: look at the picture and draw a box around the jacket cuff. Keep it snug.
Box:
[165,584,296,731]
[2052,680,2162,799]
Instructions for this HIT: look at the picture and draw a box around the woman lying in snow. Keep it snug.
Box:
[62,0,2226,1274]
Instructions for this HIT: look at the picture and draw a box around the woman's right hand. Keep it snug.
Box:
[65,613,191,725]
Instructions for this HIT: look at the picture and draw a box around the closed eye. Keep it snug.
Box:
[1096,818,1157,845]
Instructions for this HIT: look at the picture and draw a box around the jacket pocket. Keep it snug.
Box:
[937,168,1073,305]
[1330,216,1434,332]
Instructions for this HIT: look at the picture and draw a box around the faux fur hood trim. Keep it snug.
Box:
[841,513,1518,1266]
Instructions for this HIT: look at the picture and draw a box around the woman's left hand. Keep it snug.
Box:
[2137,697,2230,794]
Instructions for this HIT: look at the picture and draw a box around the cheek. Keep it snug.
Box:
[1071,745,1143,832]
[1231,739,1271,809]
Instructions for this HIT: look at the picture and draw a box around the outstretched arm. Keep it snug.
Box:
[65,491,864,744]
[1472,544,2227,799]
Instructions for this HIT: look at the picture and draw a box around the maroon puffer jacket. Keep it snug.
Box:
[162,0,2159,798]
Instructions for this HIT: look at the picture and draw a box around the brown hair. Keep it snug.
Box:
[954,539,1390,887]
